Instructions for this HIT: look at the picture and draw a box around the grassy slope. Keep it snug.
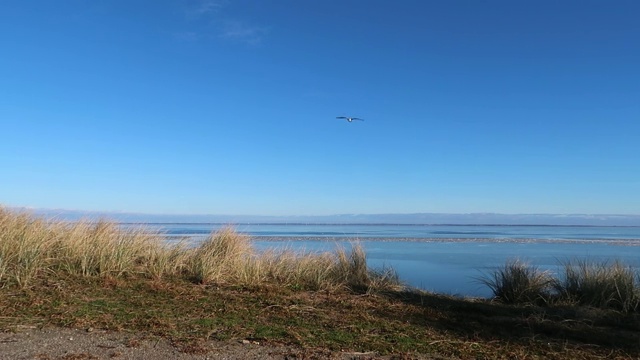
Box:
[1,208,639,359]
[2,275,639,359]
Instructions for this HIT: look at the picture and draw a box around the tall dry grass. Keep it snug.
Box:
[0,209,57,287]
[245,248,337,290]
[185,231,399,292]
[0,207,399,293]
[478,259,553,304]
[51,221,157,277]
[481,256,640,312]
[553,259,640,312]
[334,243,399,293]
[187,227,255,284]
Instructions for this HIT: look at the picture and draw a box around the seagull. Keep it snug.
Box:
[336,116,364,122]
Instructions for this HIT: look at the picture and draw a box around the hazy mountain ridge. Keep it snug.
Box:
[10,207,640,226]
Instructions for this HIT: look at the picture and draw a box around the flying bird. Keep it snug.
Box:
[336,116,364,122]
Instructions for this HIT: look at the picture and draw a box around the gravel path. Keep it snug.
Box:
[0,327,429,360]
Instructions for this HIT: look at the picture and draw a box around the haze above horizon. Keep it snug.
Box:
[1,1,639,216]
[10,207,640,227]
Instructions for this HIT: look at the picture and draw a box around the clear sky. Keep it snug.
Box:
[1,0,639,216]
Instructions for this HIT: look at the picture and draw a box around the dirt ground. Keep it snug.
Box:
[0,326,434,360]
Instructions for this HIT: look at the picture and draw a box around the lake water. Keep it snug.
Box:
[138,223,640,298]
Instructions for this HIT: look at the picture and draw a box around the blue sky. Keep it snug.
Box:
[1,0,639,216]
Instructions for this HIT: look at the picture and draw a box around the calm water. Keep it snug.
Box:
[138,223,640,297]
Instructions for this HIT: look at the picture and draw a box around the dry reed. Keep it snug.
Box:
[0,207,399,293]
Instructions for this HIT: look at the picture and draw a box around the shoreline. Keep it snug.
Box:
[162,235,640,246]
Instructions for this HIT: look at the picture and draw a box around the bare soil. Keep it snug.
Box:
[0,327,435,360]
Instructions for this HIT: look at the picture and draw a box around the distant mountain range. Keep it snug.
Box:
[9,207,640,226]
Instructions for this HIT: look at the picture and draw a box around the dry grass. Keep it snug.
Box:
[52,221,157,278]
[2,275,639,359]
[2,207,640,358]
[480,258,640,313]
[478,259,553,304]
[0,207,399,293]
[187,227,255,284]
[554,259,640,312]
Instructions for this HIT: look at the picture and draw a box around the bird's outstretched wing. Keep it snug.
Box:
[336,116,347,119]
[351,117,364,121]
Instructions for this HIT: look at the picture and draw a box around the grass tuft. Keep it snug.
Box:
[553,259,640,312]
[480,258,640,313]
[479,259,553,304]
[187,228,254,284]
[334,243,400,293]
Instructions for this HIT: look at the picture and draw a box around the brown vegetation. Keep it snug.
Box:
[1,207,639,359]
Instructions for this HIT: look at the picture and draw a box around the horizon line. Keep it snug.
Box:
[8,206,640,218]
